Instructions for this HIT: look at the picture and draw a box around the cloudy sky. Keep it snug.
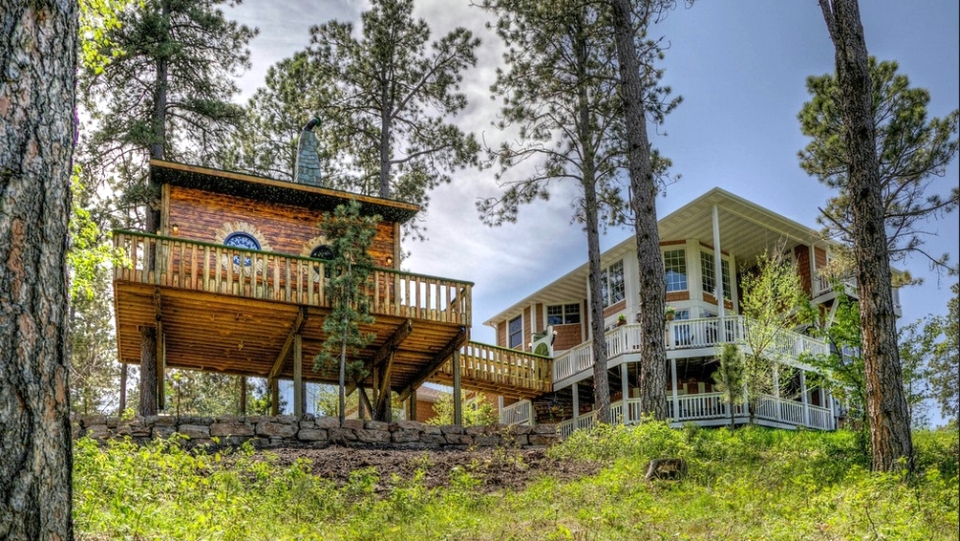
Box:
[227,0,959,348]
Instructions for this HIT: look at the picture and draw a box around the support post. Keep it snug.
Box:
[157,329,165,411]
[620,363,630,424]
[269,378,279,416]
[119,364,128,414]
[293,334,303,418]
[572,383,580,425]
[408,389,418,421]
[239,376,247,415]
[452,350,462,426]
[670,358,679,422]
[712,204,725,318]
[800,370,810,427]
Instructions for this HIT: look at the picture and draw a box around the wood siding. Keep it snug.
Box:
[553,324,583,352]
[167,186,397,267]
[795,245,812,295]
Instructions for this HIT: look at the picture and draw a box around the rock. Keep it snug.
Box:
[210,421,254,438]
[532,424,558,435]
[327,428,357,442]
[81,414,106,428]
[391,429,419,443]
[85,425,111,439]
[343,419,365,430]
[421,434,446,445]
[152,426,176,439]
[393,420,423,431]
[474,435,500,447]
[439,425,463,435]
[256,421,298,438]
[355,429,391,444]
[178,424,210,439]
[365,420,389,431]
[445,434,472,445]
[315,416,339,429]
[528,434,555,446]
[297,428,328,442]
[643,458,687,481]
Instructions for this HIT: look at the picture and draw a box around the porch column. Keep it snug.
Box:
[620,363,630,424]
[452,350,463,426]
[572,383,580,424]
[670,358,679,422]
[773,365,782,422]
[269,378,279,416]
[119,364,128,415]
[800,370,810,427]
[293,334,303,418]
[809,243,818,296]
[712,204,725,318]
[827,388,836,430]
[138,327,158,417]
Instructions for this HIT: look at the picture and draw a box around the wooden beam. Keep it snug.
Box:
[398,327,467,401]
[268,307,307,381]
[154,289,165,411]
[293,334,303,418]
[374,351,395,415]
[452,349,462,426]
[372,319,413,369]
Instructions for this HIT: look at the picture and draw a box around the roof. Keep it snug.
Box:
[151,159,420,223]
[483,187,837,326]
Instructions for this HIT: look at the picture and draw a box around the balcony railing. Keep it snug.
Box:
[558,393,834,436]
[499,399,533,426]
[553,318,829,383]
[113,231,472,326]
[438,342,552,396]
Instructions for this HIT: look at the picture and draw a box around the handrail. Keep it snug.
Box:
[113,231,472,326]
[436,341,553,394]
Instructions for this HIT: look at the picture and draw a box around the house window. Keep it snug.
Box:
[508,316,523,349]
[310,245,335,260]
[700,252,731,300]
[224,232,261,266]
[547,303,581,325]
[600,260,625,307]
[672,309,691,347]
[663,249,687,292]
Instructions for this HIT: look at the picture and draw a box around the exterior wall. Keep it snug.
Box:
[497,321,507,348]
[523,306,533,352]
[534,303,544,333]
[415,400,440,423]
[553,324,583,351]
[166,186,398,267]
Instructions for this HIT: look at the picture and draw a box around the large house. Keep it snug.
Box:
[485,188,902,436]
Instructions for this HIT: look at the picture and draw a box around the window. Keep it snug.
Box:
[672,309,691,347]
[224,232,261,266]
[600,260,625,307]
[700,252,731,300]
[547,303,581,325]
[508,316,523,349]
[663,249,687,292]
[310,245,335,260]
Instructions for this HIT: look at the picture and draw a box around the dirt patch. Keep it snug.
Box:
[258,446,600,493]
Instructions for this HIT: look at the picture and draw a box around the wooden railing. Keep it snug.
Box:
[499,399,533,426]
[553,318,829,383]
[113,231,472,326]
[437,341,552,395]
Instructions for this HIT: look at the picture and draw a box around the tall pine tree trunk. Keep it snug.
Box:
[610,0,668,420]
[818,0,914,472]
[0,1,77,538]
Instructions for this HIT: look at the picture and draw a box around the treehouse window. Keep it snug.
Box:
[223,232,260,266]
[310,245,335,260]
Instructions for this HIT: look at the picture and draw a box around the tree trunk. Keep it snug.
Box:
[818,0,914,472]
[138,328,158,417]
[0,2,77,538]
[379,87,393,198]
[610,0,668,420]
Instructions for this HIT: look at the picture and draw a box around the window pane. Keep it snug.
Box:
[609,261,625,305]
[721,260,732,300]
[700,251,716,295]
[664,249,687,292]
[547,305,563,325]
[564,303,580,324]
[508,316,523,349]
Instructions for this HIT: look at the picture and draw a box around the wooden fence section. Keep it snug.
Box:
[113,231,472,326]
[436,342,553,395]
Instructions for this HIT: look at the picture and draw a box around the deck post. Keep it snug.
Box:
[712,204,725,318]
[119,364,127,415]
[572,383,580,425]
[293,334,303,418]
[157,330,165,411]
[452,350,463,426]
[670,358,679,422]
[408,389,417,421]
[620,363,630,424]
[269,378,279,416]
[239,376,247,415]
[800,370,810,427]
[773,365,782,422]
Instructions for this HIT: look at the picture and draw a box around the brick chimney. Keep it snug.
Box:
[295,117,322,186]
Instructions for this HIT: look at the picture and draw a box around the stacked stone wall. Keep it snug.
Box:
[72,414,559,451]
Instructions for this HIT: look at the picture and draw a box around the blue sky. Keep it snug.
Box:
[229,1,958,387]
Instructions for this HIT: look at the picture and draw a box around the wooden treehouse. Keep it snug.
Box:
[113,151,551,422]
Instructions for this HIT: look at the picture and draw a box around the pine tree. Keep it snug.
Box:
[817,0,914,472]
[0,1,77,537]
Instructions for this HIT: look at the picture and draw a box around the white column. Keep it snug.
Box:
[800,370,810,427]
[712,204,725,318]
[670,358,679,422]
[809,243,818,296]
[773,365,781,422]
[828,388,836,430]
[621,363,630,424]
[572,383,580,424]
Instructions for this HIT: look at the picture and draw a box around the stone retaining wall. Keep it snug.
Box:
[72,414,560,450]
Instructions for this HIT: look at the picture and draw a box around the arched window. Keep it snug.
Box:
[310,244,335,261]
[224,232,260,266]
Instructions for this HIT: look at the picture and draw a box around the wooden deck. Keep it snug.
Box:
[113,231,473,396]
[431,342,552,400]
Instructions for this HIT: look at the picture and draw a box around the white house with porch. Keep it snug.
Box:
[486,188,901,435]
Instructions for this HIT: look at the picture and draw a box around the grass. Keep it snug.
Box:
[74,424,959,540]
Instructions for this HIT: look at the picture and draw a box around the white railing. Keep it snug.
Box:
[557,394,834,438]
[499,400,533,426]
[553,318,829,382]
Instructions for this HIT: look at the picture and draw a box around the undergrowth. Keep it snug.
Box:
[74,425,959,540]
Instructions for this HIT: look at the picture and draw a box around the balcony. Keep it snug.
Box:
[552,317,829,387]
[112,231,473,394]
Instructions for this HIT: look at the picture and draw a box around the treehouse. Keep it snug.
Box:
[112,125,551,422]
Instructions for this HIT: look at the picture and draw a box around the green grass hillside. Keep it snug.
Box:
[74,423,959,540]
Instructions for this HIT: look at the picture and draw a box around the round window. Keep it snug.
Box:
[310,245,335,260]
[224,232,261,266]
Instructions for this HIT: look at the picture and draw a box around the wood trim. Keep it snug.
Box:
[602,299,627,319]
[398,327,468,400]
[161,184,171,235]
[666,291,690,302]
[697,241,730,257]
[269,307,308,381]
[659,239,687,246]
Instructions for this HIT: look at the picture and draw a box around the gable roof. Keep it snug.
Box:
[151,159,420,223]
[483,187,835,326]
